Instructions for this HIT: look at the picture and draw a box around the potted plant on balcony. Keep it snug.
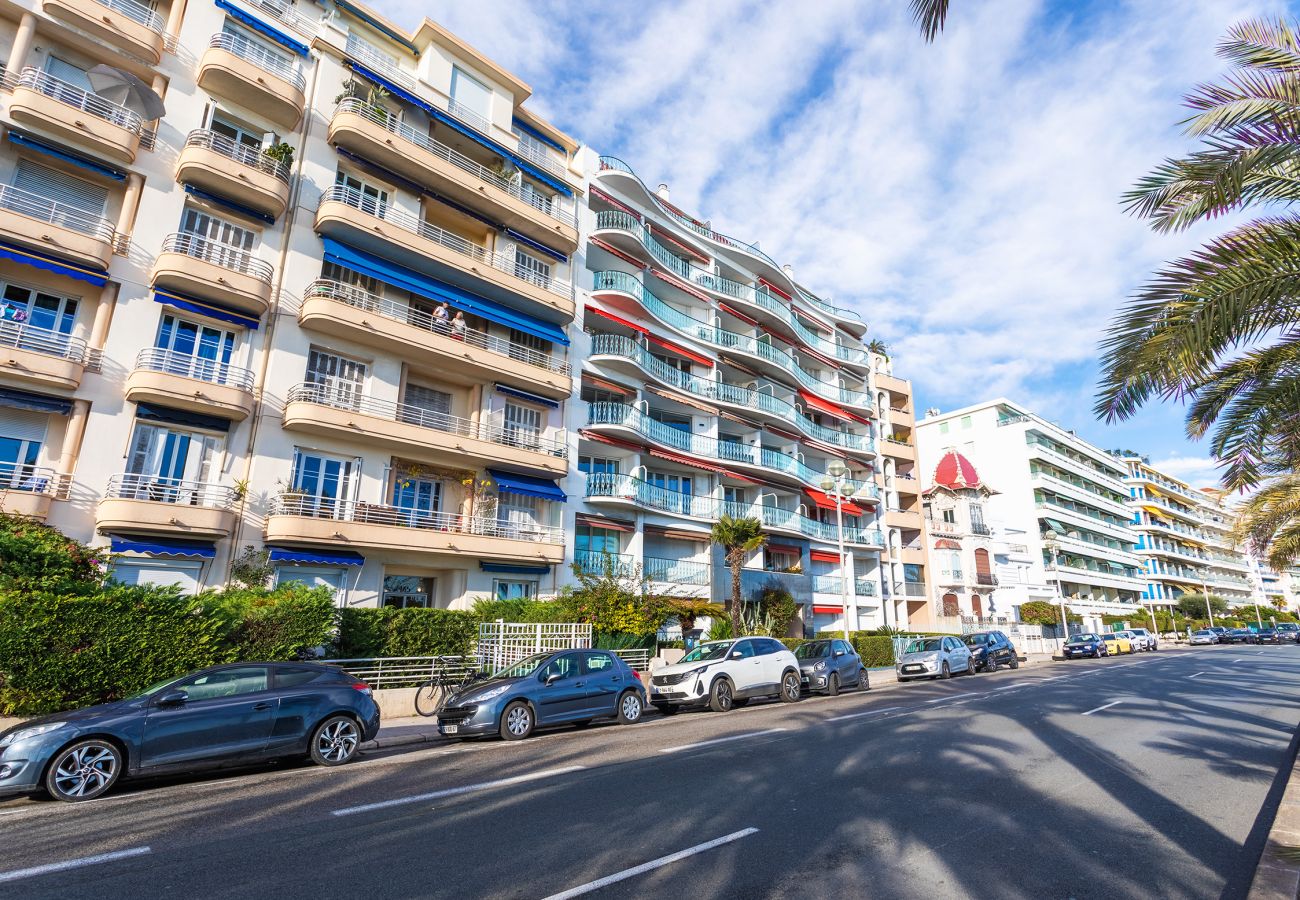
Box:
[263,141,295,170]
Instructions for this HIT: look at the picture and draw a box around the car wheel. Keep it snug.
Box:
[780,671,801,703]
[45,739,122,802]
[940,661,951,679]
[617,691,643,725]
[1010,655,1020,670]
[987,656,999,674]
[500,700,534,740]
[709,678,735,712]
[310,715,361,766]
[858,668,871,690]
[827,673,840,696]
[653,703,679,716]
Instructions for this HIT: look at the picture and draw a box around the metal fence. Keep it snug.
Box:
[327,655,476,688]
[613,649,651,672]
[476,622,592,672]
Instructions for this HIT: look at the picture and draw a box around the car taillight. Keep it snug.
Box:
[351,682,372,695]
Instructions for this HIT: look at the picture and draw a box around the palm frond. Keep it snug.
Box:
[910,0,948,42]
[1218,18,1300,73]
[1232,474,1300,565]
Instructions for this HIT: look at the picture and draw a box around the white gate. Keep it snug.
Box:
[476,621,592,672]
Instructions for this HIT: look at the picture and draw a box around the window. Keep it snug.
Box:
[764,547,800,574]
[275,667,329,688]
[503,402,543,448]
[969,504,986,530]
[155,314,236,380]
[221,19,293,70]
[939,421,949,434]
[111,559,205,594]
[514,249,552,288]
[305,348,366,408]
[125,422,222,499]
[401,384,452,429]
[509,328,551,360]
[0,407,46,490]
[576,526,620,555]
[724,486,747,506]
[581,651,616,674]
[12,159,108,231]
[960,416,973,429]
[732,640,755,659]
[43,56,92,90]
[495,579,538,600]
[578,456,619,476]
[382,575,435,608]
[391,473,441,516]
[942,508,956,525]
[208,112,264,151]
[181,207,256,253]
[276,566,346,600]
[290,449,358,513]
[450,66,491,121]
[499,493,542,533]
[181,666,270,701]
[334,170,389,215]
[1,282,78,335]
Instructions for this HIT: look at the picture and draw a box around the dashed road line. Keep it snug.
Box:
[331,765,586,816]
[1081,700,1124,716]
[827,706,904,722]
[540,828,759,899]
[0,847,152,884]
[659,729,787,755]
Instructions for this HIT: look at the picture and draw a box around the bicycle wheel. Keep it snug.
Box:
[413,680,444,717]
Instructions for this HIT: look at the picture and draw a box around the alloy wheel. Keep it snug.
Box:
[783,673,800,701]
[620,693,642,722]
[51,742,118,800]
[317,719,359,763]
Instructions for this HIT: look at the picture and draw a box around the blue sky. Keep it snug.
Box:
[377,0,1285,487]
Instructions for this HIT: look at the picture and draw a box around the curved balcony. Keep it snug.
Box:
[0,463,69,521]
[41,0,165,63]
[591,212,870,372]
[328,99,577,253]
[97,474,238,538]
[151,232,274,316]
[0,182,116,272]
[9,68,144,163]
[314,185,574,319]
[0,320,88,391]
[125,349,256,421]
[283,382,567,475]
[588,333,874,459]
[177,130,291,220]
[197,32,306,129]
[265,493,563,563]
[300,280,571,400]
[584,402,878,498]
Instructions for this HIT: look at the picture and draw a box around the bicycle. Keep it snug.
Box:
[413,657,483,717]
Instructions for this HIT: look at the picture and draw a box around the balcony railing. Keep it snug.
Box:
[319,185,572,299]
[133,348,255,391]
[891,582,926,597]
[974,573,998,586]
[105,473,235,508]
[184,129,290,182]
[95,0,166,32]
[0,463,69,496]
[304,280,570,374]
[161,232,274,283]
[0,182,116,243]
[16,67,146,132]
[333,99,576,226]
[573,550,636,576]
[644,555,710,586]
[0,319,88,363]
[811,574,877,597]
[248,0,317,34]
[268,492,562,543]
[208,32,305,92]
[288,381,567,458]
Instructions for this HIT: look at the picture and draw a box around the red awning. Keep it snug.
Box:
[649,448,727,473]
[574,513,635,532]
[590,188,641,219]
[586,306,648,334]
[648,267,712,302]
[805,488,864,517]
[767,543,803,555]
[646,333,713,367]
[644,524,711,542]
[757,277,793,301]
[590,237,647,269]
[718,302,760,327]
[580,430,644,451]
[934,538,961,550]
[798,390,871,426]
[645,386,717,414]
[810,549,842,564]
[649,224,709,262]
[812,605,845,614]
[582,374,635,396]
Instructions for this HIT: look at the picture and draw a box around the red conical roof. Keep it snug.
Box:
[932,448,985,490]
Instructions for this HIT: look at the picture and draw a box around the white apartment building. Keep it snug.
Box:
[0,0,586,606]
[916,399,1146,618]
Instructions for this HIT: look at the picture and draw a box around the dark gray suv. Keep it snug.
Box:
[795,639,869,694]
[961,631,1020,672]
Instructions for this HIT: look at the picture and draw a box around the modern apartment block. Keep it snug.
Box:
[575,159,891,634]
[916,399,1146,618]
[0,0,585,605]
[1120,456,1253,608]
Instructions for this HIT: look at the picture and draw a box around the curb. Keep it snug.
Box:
[1249,733,1300,899]
[361,728,445,751]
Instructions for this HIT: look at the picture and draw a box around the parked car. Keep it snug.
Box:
[0,662,379,802]
[1063,633,1108,659]
[1208,626,1230,643]
[438,649,646,740]
[961,630,1020,672]
[1256,627,1282,645]
[1126,628,1158,651]
[1225,628,1255,644]
[795,639,869,695]
[1277,623,1300,643]
[1099,632,1134,655]
[648,638,801,714]
[896,636,975,681]
[1189,629,1217,646]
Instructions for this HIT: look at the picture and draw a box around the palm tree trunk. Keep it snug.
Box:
[729,552,744,637]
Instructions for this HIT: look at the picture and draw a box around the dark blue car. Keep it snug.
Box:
[0,662,380,802]
[1063,633,1108,659]
[438,649,647,740]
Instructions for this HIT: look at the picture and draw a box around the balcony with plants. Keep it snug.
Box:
[176,130,292,219]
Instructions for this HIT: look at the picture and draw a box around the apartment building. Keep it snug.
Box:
[574,159,890,635]
[1119,457,1253,609]
[916,399,1146,618]
[0,0,584,606]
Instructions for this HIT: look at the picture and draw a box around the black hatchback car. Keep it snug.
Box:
[1256,628,1282,644]
[0,662,380,802]
[961,631,1020,672]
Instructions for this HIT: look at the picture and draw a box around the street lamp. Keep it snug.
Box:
[822,464,863,640]
[1043,529,1069,650]
[1198,566,1214,627]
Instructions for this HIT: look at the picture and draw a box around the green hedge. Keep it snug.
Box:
[337,607,478,659]
[815,631,897,667]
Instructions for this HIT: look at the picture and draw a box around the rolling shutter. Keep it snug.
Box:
[13,160,108,216]
[0,407,49,443]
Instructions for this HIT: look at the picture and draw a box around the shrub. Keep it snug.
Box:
[781,637,809,653]
[818,631,896,667]
[0,512,105,595]
[470,595,577,624]
[337,607,478,659]
[202,583,336,661]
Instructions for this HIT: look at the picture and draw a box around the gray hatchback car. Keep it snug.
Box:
[795,639,869,694]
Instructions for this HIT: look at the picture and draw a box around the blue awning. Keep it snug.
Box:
[268,547,365,566]
[153,289,261,330]
[334,147,505,233]
[511,118,565,153]
[507,229,567,264]
[8,132,127,181]
[0,239,107,286]
[494,383,559,409]
[183,185,277,226]
[0,387,72,415]
[487,469,566,502]
[479,562,551,575]
[321,238,569,346]
[110,537,216,559]
[334,0,418,54]
[215,0,310,56]
[136,402,232,432]
[346,61,573,198]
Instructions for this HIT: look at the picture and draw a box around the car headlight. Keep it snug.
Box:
[0,721,67,747]
[473,684,512,702]
[813,661,827,672]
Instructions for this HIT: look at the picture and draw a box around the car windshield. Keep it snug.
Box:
[493,653,552,678]
[795,641,831,660]
[962,634,989,646]
[678,641,735,664]
[128,674,187,698]
[1073,634,1099,643]
[906,638,943,653]
[1101,634,1117,640]
[1193,630,1213,635]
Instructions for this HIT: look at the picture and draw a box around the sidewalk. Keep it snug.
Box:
[1249,740,1300,899]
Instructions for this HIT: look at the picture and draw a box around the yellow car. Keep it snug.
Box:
[1099,633,1134,655]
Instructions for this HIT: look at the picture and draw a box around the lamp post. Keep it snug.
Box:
[822,464,857,640]
[1043,529,1069,651]
[1199,567,1214,627]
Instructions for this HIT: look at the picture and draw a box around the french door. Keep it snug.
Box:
[291,450,357,518]
[155,314,235,381]
[125,423,222,503]
[391,476,441,526]
[502,402,542,448]
[305,348,366,409]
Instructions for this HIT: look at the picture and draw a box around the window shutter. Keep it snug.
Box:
[0,407,49,443]
[13,160,109,216]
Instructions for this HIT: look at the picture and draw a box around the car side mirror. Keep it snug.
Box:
[730,651,743,659]
[833,650,844,658]
[545,673,563,685]
[156,689,187,707]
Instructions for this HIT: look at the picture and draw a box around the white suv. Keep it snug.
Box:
[1127,628,1157,651]
[649,637,802,713]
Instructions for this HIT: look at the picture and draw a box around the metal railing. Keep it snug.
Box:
[613,648,652,672]
[0,463,69,497]
[0,181,116,243]
[1031,466,1130,510]
[105,473,236,508]
[644,555,710,585]
[268,492,564,544]
[133,347,255,391]
[16,67,145,132]
[162,232,274,283]
[304,279,570,374]
[811,574,877,597]
[318,185,572,298]
[573,549,636,575]
[184,129,290,182]
[477,622,591,672]
[93,0,166,32]
[287,381,568,458]
[330,655,476,688]
[344,34,416,88]
[249,0,318,34]
[1034,499,1131,534]
[0,318,88,363]
[207,32,305,92]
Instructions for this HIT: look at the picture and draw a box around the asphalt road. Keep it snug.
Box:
[2,645,1299,899]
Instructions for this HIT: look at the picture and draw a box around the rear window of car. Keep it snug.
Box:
[275,667,332,688]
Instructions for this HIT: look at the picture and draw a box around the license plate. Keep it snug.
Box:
[904,665,923,672]
[442,724,458,734]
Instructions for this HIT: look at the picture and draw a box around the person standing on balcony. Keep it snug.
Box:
[451,311,467,341]
[433,302,450,331]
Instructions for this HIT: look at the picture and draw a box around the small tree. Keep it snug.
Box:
[663,597,725,642]
[1175,593,1227,620]
[229,545,274,590]
[0,512,105,595]
[710,515,766,637]
[1019,600,1080,627]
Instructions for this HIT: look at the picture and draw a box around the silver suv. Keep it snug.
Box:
[649,638,801,713]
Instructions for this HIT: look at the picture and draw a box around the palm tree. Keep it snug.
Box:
[709,515,766,637]
[910,0,950,41]
[866,338,890,359]
[1234,474,1300,570]
[663,598,726,644]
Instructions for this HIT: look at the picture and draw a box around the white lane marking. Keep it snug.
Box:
[1082,700,1124,716]
[0,847,151,884]
[540,828,759,900]
[925,692,977,703]
[659,728,787,754]
[827,706,903,722]
[331,765,586,817]
[1189,672,1208,679]
[1233,658,1245,663]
